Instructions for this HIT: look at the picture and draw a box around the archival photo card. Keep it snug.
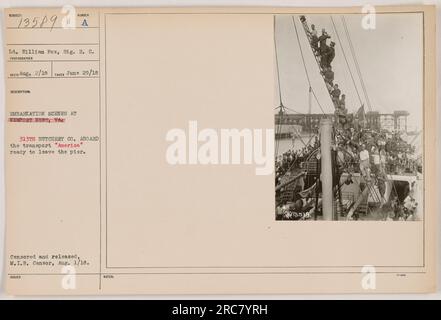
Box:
[274,13,424,222]
[3,6,437,295]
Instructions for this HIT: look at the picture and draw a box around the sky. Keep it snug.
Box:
[274,13,423,131]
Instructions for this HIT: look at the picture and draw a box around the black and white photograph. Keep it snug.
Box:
[1,3,437,298]
[274,13,423,221]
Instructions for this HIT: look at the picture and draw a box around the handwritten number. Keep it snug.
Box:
[50,15,57,31]
[16,15,58,31]
[31,17,38,28]
[39,16,48,28]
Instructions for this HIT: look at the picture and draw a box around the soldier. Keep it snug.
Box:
[318,29,331,56]
[327,41,336,67]
[359,144,371,180]
[331,84,341,108]
[371,146,381,175]
[321,41,335,68]
[309,24,319,53]
[337,94,347,126]
[379,147,387,174]
[339,94,346,109]
[322,66,334,91]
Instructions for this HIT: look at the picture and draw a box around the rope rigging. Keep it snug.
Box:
[273,17,285,156]
[274,104,304,115]
[341,16,373,112]
[274,16,284,108]
[330,16,364,107]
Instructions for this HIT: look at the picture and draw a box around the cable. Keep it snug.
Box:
[283,105,303,115]
[274,16,284,107]
[311,88,328,115]
[275,108,282,157]
[274,16,285,157]
[330,16,363,107]
[341,16,373,112]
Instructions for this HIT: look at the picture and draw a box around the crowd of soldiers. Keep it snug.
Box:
[335,127,421,177]
[276,128,420,220]
[275,137,319,186]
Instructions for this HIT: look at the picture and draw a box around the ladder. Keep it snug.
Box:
[299,16,335,102]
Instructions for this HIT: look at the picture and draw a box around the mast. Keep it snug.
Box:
[320,118,334,220]
[308,86,312,135]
